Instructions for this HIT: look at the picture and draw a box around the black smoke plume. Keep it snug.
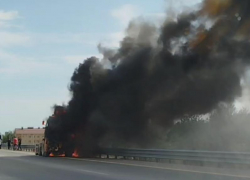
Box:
[49,0,250,155]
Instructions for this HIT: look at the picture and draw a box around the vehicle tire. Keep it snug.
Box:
[65,151,73,157]
[46,152,50,157]
[43,151,49,157]
[39,147,42,156]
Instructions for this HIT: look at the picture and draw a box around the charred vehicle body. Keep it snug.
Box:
[35,106,75,157]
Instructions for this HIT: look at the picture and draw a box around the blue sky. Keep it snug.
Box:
[0,0,205,133]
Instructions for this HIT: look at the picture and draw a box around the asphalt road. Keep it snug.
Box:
[0,149,249,180]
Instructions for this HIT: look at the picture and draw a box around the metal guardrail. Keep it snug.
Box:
[1,142,250,166]
[98,148,250,166]
[1,143,35,152]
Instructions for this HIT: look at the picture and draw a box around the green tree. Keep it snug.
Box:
[2,131,14,143]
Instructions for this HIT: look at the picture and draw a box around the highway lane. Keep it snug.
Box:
[0,149,249,180]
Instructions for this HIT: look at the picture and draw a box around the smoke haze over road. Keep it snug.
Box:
[47,0,250,154]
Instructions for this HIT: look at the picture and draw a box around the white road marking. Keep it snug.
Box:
[78,169,109,176]
[0,149,33,155]
[65,157,250,179]
[2,149,248,178]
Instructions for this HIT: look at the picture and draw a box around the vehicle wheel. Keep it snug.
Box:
[65,151,73,157]
[39,147,42,156]
[43,151,49,157]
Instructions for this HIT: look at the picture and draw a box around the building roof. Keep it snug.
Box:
[14,128,45,135]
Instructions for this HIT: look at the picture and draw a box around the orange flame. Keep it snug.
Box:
[72,150,79,158]
[49,152,65,157]
[58,154,65,157]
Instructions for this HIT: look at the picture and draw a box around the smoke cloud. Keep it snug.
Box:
[49,0,250,154]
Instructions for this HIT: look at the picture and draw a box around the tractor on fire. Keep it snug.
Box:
[35,106,75,157]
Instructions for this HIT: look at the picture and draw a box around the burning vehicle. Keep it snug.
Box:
[36,106,75,157]
[37,0,250,157]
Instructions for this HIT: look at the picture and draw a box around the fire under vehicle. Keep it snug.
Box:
[35,106,74,157]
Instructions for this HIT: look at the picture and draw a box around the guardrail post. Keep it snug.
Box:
[96,148,250,168]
